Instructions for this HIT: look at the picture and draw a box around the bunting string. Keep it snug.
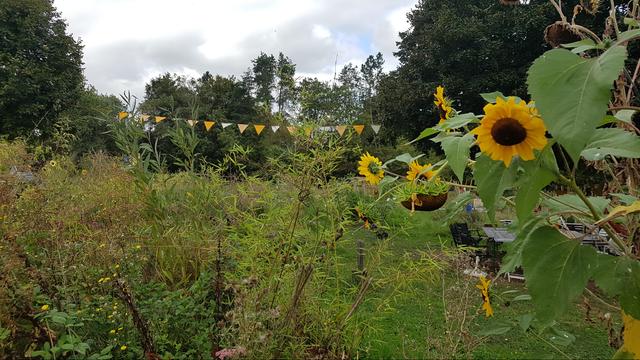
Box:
[114,112,382,137]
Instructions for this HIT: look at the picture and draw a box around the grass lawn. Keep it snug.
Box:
[332,206,619,359]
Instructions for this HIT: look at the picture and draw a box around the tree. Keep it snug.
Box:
[251,53,277,108]
[335,63,364,122]
[298,78,335,122]
[360,52,385,102]
[0,0,84,138]
[275,53,297,116]
[140,73,196,117]
[376,0,558,145]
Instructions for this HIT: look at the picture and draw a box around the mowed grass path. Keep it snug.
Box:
[332,207,617,359]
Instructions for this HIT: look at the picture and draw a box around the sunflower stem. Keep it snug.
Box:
[558,174,630,255]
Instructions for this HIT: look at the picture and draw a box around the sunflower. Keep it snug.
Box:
[406,161,434,181]
[476,276,494,317]
[471,96,547,167]
[433,86,454,124]
[357,153,384,185]
[621,312,640,358]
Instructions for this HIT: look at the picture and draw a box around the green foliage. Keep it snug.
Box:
[521,226,600,325]
[0,0,84,138]
[514,147,558,222]
[527,46,628,161]
[473,155,515,221]
[581,128,640,161]
[440,133,474,182]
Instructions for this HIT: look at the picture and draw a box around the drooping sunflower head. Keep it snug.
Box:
[357,152,384,185]
[476,276,494,317]
[471,96,547,167]
[406,161,434,181]
[433,86,453,123]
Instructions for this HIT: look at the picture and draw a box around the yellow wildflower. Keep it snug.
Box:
[40,304,50,311]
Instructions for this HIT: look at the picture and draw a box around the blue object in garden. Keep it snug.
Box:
[465,203,474,214]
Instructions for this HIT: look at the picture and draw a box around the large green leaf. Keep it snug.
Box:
[480,91,506,103]
[441,133,474,182]
[411,128,438,144]
[581,128,640,161]
[528,46,627,161]
[437,113,478,130]
[543,194,610,218]
[522,226,600,324]
[515,148,559,222]
[598,256,640,318]
[499,216,545,274]
[473,155,515,221]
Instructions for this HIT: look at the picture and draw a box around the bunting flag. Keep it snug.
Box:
[335,125,347,137]
[238,124,249,133]
[287,126,297,134]
[254,124,265,135]
[154,116,166,123]
[353,125,365,135]
[371,125,381,134]
[204,121,216,131]
[221,122,232,129]
[140,115,151,122]
[187,120,197,127]
[118,112,129,120]
[271,125,280,133]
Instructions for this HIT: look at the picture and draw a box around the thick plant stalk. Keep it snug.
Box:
[114,279,158,359]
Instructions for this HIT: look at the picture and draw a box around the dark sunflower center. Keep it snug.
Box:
[491,118,527,146]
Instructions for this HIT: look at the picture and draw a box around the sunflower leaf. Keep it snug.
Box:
[514,147,558,222]
[436,113,478,130]
[480,91,506,103]
[410,127,439,144]
[581,128,640,161]
[441,133,474,182]
[527,46,628,161]
[473,154,516,221]
[522,226,600,325]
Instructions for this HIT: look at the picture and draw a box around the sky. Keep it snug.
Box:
[53,0,418,99]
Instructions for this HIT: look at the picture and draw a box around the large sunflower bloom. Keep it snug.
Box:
[357,153,384,185]
[476,276,494,317]
[471,97,547,167]
[406,161,434,181]
[434,86,453,124]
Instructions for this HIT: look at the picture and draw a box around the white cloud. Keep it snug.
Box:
[54,0,418,97]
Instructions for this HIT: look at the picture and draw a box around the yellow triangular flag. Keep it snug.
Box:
[304,126,313,137]
[118,112,128,120]
[154,116,166,123]
[335,125,347,136]
[353,125,365,135]
[238,124,248,133]
[204,121,215,131]
[141,115,151,122]
[187,120,196,127]
[254,124,265,135]
[287,126,297,134]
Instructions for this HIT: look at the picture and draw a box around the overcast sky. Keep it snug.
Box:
[53,0,417,99]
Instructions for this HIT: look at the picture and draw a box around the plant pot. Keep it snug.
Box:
[401,192,448,212]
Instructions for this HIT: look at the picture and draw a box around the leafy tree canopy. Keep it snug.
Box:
[0,0,84,138]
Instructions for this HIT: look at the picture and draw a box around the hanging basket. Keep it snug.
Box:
[401,192,448,212]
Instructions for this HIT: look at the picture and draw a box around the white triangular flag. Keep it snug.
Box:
[371,125,381,134]
[271,125,280,133]
[221,123,232,129]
